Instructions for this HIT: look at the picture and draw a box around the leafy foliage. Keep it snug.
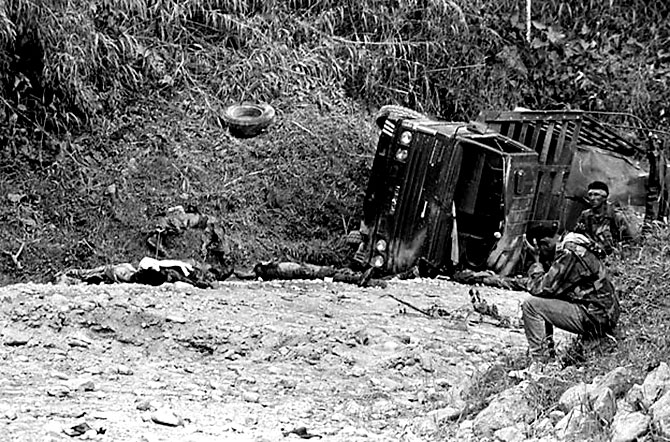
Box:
[0,0,667,141]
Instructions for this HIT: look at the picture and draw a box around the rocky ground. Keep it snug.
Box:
[0,276,556,442]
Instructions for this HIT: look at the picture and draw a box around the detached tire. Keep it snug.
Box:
[222,103,276,138]
[375,105,428,130]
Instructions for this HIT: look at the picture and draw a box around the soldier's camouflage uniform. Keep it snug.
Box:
[522,236,620,358]
[574,202,633,256]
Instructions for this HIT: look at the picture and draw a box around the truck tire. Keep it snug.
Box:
[375,105,428,130]
[222,103,276,138]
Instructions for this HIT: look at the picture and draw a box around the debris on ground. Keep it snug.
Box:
[386,294,434,317]
[150,408,184,427]
[282,426,322,439]
[467,288,524,330]
[61,421,106,438]
[453,269,527,291]
[469,288,501,320]
[426,304,451,317]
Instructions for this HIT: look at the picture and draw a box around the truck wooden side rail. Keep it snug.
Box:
[479,110,641,274]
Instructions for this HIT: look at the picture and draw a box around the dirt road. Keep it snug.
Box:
[0,277,538,441]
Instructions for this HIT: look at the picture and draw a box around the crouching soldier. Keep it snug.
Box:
[521,226,620,362]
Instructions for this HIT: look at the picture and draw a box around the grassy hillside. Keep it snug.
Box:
[0,0,669,284]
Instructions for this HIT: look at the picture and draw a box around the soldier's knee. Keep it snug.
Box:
[521,296,538,314]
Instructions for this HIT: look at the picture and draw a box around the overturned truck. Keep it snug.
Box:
[355,108,662,276]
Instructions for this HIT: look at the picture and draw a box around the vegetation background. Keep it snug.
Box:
[0,0,668,286]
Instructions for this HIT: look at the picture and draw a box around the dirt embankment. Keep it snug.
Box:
[0,277,534,441]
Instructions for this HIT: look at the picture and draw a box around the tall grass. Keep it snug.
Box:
[602,227,670,374]
[0,0,668,148]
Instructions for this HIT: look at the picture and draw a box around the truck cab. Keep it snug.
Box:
[356,115,538,276]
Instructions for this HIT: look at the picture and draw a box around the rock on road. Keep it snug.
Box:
[0,277,546,441]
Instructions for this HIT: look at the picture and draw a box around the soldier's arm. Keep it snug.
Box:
[526,252,576,298]
[573,210,588,234]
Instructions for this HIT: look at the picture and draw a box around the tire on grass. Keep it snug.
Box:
[375,105,429,130]
[222,103,276,138]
